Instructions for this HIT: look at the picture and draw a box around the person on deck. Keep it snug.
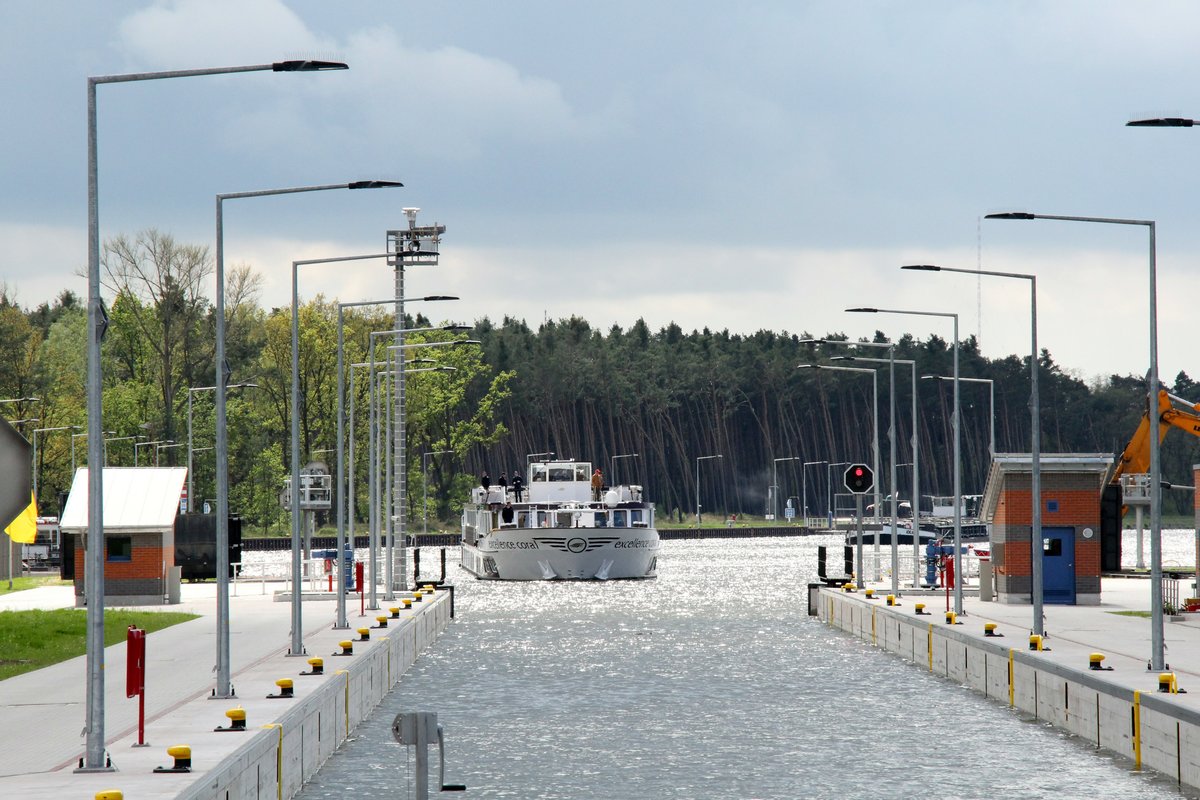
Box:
[481,470,491,496]
[591,468,603,502]
[511,470,525,502]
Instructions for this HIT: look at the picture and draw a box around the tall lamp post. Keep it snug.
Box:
[611,453,640,485]
[798,364,881,521]
[216,181,398,695]
[802,460,827,526]
[833,354,922,588]
[827,461,851,526]
[772,456,800,521]
[922,375,995,458]
[422,450,453,536]
[695,454,723,525]
[981,213,1155,663]
[32,425,81,506]
[849,307,962,616]
[86,61,347,765]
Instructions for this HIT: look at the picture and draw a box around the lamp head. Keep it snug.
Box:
[845,308,878,313]
[421,295,459,302]
[901,264,941,271]
[984,212,1036,220]
[1127,117,1195,127]
[348,180,403,189]
[273,60,348,72]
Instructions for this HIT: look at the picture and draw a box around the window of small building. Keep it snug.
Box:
[107,536,132,562]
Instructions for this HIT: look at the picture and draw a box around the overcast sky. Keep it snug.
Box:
[4,1,1200,385]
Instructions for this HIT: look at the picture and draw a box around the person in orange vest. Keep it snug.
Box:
[591,468,603,502]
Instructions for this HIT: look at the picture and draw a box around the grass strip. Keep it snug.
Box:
[0,608,198,681]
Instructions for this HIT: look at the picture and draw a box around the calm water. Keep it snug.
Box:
[296,535,1197,800]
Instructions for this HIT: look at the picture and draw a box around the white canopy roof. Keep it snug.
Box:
[60,467,187,532]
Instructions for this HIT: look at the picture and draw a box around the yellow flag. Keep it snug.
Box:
[4,492,37,544]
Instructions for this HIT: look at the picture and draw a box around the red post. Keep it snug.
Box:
[126,626,146,746]
[944,556,956,613]
[356,561,365,616]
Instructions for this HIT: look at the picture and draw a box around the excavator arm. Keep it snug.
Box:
[1110,389,1200,484]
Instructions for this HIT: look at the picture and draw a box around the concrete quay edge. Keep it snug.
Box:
[0,586,452,800]
[817,578,1200,793]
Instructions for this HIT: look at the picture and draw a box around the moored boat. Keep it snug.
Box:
[460,459,660,580]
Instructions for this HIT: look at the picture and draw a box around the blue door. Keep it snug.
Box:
[1042,527,1076,605]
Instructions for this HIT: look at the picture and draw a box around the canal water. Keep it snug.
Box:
[296,534,1197,800]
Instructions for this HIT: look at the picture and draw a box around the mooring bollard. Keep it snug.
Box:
[1158,672,1186,693]
[334,640,354,657]
[301,657,324,676]
[403,598,414,609]
[984,623,1001,637]
[95,791,123,800]
[215,707,247,732]
[842,583,854,593]
[390,606,401,618]
[153,745,192,773]
[914,603,928,615]
[357,627,371,641]
[1029,634,1046,651]
[945,611,959,625]
[1089,653,1112,671]
[374,615,389,629]
[886,594,897,606]
[267,679,294,699]
[864,589,875,599]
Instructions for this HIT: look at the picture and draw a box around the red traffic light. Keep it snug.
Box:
[844,463,874,494]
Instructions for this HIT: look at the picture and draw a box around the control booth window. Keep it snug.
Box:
[107,536,132,562]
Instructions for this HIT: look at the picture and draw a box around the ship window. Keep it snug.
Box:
[517,511,530,528]
[595,513,607,528]
[557,511,573,528]
[531,464,547,482]
[613,510,627,527]
[630,509,644,526]
[575,464,590,481]
[549,466,574,482]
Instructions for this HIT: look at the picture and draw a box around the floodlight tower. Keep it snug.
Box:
[386,210,447,590]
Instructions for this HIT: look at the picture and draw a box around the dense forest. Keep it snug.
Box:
[2,229,1197,533]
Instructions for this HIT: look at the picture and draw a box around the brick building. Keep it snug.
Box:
[980,454,1112,606]
[60,467,186,606]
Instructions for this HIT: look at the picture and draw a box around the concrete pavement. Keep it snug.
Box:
[0,579,444,799]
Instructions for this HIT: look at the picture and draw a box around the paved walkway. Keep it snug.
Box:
[0,580,424,799]
[862,573,1200,700]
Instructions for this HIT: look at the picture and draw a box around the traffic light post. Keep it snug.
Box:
[844,464,874,589]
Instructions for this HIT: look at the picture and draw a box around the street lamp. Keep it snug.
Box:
[695,454,723,525]
[802,460,827,525]
[188,383,257,515]
[133,439,170,467]
[32,425,80,505]
[848,306,962,615]
[827,461,851,526]
[422,450,453,536]
[336,298,457,630]
[611,453,640,486]
[798,364,881,520]
[833,354,922,588]
[922,374,995,458]
[216,182,398,694]
[102,434,141,466]
[983,211,1157,666]
[156,442,183,466]
[772,456,800,522]
[85,59,348,768]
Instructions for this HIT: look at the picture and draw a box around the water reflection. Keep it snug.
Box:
[298,536,1194,799]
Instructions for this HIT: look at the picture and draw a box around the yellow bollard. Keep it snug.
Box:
[1089,653,1112,671]
[95,792,123,800]
[334,640,354,657]
[914,603,928,615]
[267,678,294,699]
[301,657,324,676]
[886,594,897,606]
[423,584,436,594]
[945,611,959,625]
[403,598,413,609]
[412,592,423,602]
[215,706,246,732]
[1029,634,1043,651]
[864,589,875,599]
[984,622,1001,637]
[153,744,192,773]
[389,606,401,618]
[1159,673,1179,694]
[357,627,371,641]
[374,615,388,629]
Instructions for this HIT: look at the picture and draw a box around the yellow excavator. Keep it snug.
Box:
[1100,389,1200,570]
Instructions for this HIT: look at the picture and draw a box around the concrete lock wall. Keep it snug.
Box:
[818,588,1200,792]
[177,593,452,800]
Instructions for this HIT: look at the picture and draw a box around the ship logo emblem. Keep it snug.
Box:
[532,536,620,553]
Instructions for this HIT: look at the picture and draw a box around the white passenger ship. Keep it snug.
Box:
[460,460,660,580]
